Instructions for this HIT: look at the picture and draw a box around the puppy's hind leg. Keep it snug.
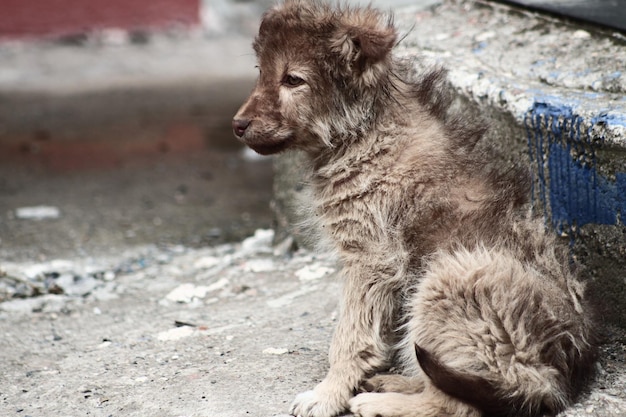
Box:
[402,246,596,416]
[361,374,426,394]
[349,384,480,417]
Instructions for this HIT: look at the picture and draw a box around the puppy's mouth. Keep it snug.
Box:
[243,136,291,155]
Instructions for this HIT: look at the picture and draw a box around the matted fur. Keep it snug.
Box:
[232,1,597,417]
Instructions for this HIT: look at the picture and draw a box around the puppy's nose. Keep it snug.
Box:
[232,119,251,138]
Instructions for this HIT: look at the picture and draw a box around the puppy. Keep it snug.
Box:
[233,2,596,416]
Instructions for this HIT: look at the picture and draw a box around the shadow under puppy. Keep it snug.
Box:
[232,1,597,416]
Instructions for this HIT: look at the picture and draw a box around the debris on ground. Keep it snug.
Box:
[0,229,624,416]
[14,206,61,220]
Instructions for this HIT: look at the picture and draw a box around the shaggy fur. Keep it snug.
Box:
[232,1,597,417]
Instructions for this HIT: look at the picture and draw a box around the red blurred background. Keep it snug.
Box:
[0,0,200,39]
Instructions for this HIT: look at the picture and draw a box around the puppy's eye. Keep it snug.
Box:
[282,74,305,87]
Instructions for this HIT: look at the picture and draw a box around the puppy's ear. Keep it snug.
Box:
[350,23,396,63]
[331,11,396,82]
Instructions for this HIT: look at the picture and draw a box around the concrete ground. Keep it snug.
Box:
[1,223,625,417]
[0,1,625,417]
[0,229,341,417]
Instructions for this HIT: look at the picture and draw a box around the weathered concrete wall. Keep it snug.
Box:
[393,0,626,327]
[526,106,626,326]
[272,0,626,327]
[453,89,626,328]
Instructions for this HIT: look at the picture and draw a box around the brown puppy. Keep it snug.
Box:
[233,1,596,416]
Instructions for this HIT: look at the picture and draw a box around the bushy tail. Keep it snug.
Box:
[415,345,562,417]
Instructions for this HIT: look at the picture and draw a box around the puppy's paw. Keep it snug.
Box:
[350,392,413,417]
[349,393,387,417]
[361,374,424,394]
[289,382,350,417]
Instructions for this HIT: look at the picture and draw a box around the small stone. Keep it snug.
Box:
[573,30,591,39]
[241,229,274,254]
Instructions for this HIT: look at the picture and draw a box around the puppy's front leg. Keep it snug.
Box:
[291,268,396,417]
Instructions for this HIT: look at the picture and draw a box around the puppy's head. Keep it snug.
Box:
[232,0,397,155]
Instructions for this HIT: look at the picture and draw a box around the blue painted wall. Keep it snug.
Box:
[525,102,626,234]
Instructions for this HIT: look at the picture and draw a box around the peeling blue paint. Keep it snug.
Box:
[525,102,626,234]
[472,41,488,54]
[606,71,622,80]
[583,92,601,100]
[531,57,556,67]
[592,111,626,128]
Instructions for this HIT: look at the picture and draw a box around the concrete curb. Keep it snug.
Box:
[389,0,625,326]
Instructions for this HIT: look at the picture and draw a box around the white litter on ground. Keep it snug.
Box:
[262,347,289,355]
[165,283,210,303]
[15,206,61,220]
[156,326,195,341]
[295,265,335,282]
[164,278,230,303]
